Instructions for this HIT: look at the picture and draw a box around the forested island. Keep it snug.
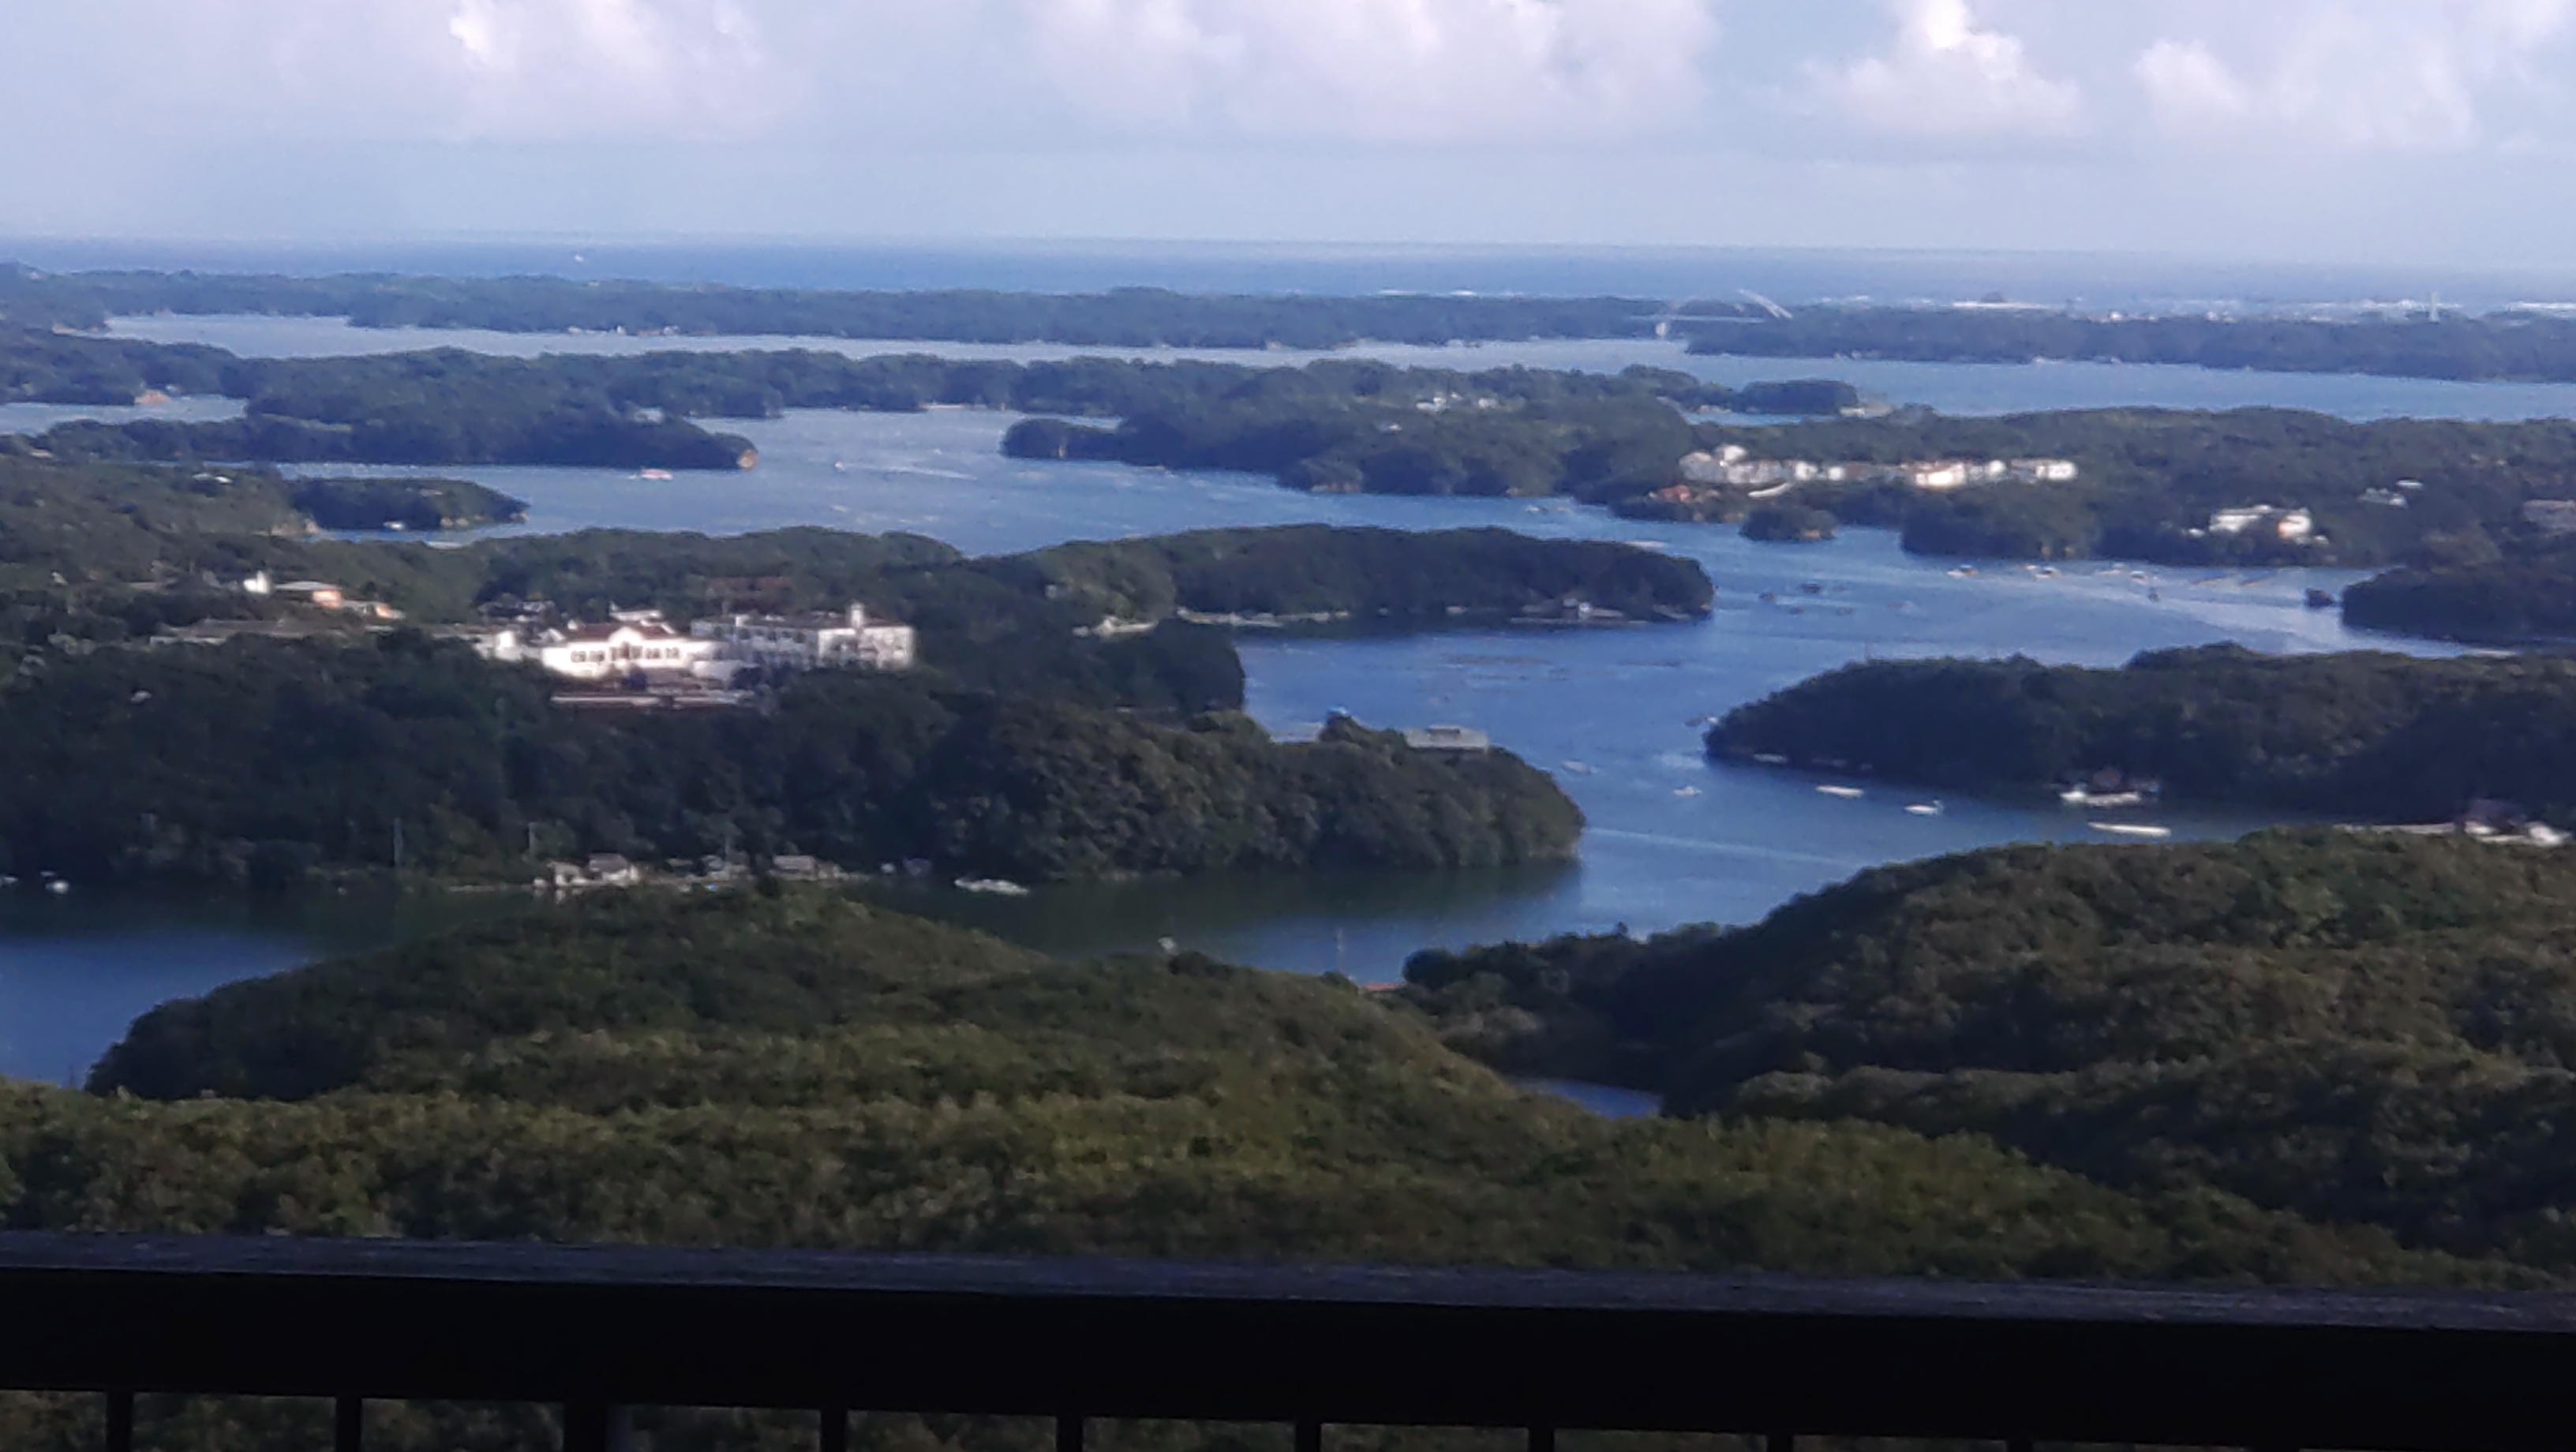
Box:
[1400,829,2576,1274]
[0,446,1713,650]
[1706,646,2576,822]
[0,449,1737,887]
[24,265,2576,387]
[1683,305,2576,385]
[0,633,1581,888]
[1670,407,2576,567]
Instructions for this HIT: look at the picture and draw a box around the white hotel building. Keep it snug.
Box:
[690,605,919,672]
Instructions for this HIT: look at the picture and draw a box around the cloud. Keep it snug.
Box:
[1012,0,1725,144]
[2134,1,2576,150]
[1807,0,2084,139]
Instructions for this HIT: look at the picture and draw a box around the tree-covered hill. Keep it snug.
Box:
[1399,832,2576,1273]
[1706,646,2576,823]
[37,886,2458,1289]
[0,638,1578,887]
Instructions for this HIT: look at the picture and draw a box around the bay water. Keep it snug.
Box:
[0,316,2518,1080]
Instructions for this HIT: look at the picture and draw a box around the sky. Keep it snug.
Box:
[8,0,2576,268]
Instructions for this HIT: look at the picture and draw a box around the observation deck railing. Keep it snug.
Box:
[2,1234,2571,1452]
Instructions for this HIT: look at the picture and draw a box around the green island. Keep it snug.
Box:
[1398,829,2576,1274]
[1647,407,2576,567]
[0,451,1742,889]
[26,268,2576,387]
[3,269,1698,347]
[1681,305,2576,385]
[289,477,527,532]
[1703,646,2576,823]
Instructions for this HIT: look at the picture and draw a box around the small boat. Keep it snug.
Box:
[2091,823,2174,840]
[1905,803,1945,817]
[1559,762,1597,777]
[957,878,1033,898]
[1673,787,1703,799]
[638,468,676,482]
[1818,786,1866,800]
[1946,567,1979,579]
[45,880,69,896]
[1751,753,1790,766]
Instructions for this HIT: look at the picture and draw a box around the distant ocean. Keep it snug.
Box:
[13,238,2576,316]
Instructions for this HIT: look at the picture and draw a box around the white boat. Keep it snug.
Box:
[1674,787,1703,799]
[1818,786,1866,799]
[1751,754,1790,766]
[957,878,1033,898]
[1905,803,1945,817]
[45,880,69,896]
[2061,789,2145,808]
[1559,762,1597,777]
[1946,567,1979,579]
[638,468,676,482]
[2090,823,2174,840]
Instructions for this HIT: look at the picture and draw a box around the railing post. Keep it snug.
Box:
[1058,1416,1083,1452]
[821,1405,848,1452]
[1765,1434,1793,1452]
[1530,1424,1556,1452]
[1296,1421,1323,1452]
[564,1404,632,1452]
[103,1392,133,1452]
[336,1398,365,1452]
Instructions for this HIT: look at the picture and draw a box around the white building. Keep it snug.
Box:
[2207,506,2319,543]
[2008,458,2080,484]
[1903,462,1974,491]
[538,616,725,681]
[691,604,918,672]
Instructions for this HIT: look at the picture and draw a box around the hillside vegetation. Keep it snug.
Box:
[1401,831,2576,1272]
[1707,646,2576,823]
[0,638,1578,886]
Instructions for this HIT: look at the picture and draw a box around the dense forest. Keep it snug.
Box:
[0,449,1709,662]
[2342,538,2576,642]
[1705,646,2576,821]
[0,848,2543,1452]
[8,885,2456,1293]
[290,477,526,532]
[24,266,2576,386]
[1,269,1702,346]
[1685,306,2576,384]
[1689,407,2576,567]
[3,329,1847,474]
[0,634,1578,886]
[1400,830,2576,1274]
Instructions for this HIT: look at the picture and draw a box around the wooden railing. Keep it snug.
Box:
[3,1234,2573,1452]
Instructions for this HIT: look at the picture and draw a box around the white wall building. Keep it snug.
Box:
[538,618,725,681]
[691,604,918,672]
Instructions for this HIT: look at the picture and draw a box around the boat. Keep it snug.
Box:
[1818,786,1865,800]
[1559,762,1597,777]
[1945,567,1979,579]
[2063,790,2145,808]
[638,468,676,482]
[1673,787,1703,799]
[1751,753,1790,766]
[45,879,69,896]
[2090,823,2174,840]
[957,878,1032,898]
[1905,803,1945,817]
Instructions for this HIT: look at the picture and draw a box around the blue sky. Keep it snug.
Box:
[8,0,2576,266]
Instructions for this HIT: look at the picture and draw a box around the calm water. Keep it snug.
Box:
[98,313,2576,422]
[0,326,2507,1083]
[0,888,520,1083]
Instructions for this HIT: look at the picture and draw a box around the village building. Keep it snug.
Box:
[690,604,918,672]
[536,614,727,682]
[2205,506,2320,542]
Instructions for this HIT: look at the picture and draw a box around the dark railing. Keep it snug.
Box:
[5,1234,2576,1452]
